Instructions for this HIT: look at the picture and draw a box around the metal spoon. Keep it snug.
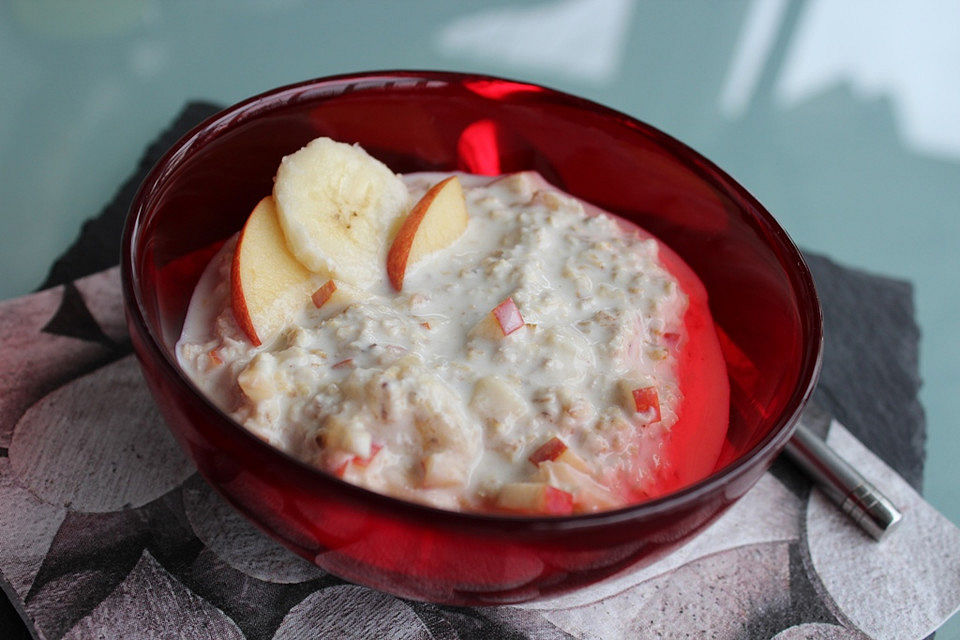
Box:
[784,418,902,541]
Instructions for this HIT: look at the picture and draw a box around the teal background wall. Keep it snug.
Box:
[2,1,957,635]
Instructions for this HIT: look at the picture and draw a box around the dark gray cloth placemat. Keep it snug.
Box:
[1,102,926,639]
[805,254,925,489]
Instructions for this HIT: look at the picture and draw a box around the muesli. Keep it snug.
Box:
[176,137,728,514]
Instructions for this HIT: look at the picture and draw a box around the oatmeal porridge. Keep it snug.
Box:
[176,137,729,514]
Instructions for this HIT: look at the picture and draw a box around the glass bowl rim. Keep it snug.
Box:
[121,69,823,532]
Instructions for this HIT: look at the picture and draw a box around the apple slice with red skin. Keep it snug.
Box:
[496,482,574,515]
[231,196,323,346]
[387,176,468,290]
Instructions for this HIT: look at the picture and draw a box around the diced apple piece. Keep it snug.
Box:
[422,451,469,488]
[237,353,279,403]
[617,378,661,423]
[632,386,661,423]
[470,375,527,424]
[662,331,681,349]
[535,460,621,512]
[324,415,372,458]
[488,171,537,202]
[232,196,323,346]
[528,437,592,474]
[353,443,383,468]
[493,297,524,334]
[310,278,362,318]
[496,482,574,515]
[334,444,383,478]
[470,297,525,339]
[340,427,372,458]
[387,176,469,290]
[311,280,337,308]
[529,437,567,465]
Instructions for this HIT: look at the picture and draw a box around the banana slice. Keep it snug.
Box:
[274,137,408,287]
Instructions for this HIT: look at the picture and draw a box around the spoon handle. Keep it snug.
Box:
[784,422,902,541]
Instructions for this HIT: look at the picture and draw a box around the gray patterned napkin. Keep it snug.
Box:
[0,265,958,639]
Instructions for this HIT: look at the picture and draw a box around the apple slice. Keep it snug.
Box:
[387,176,468,290]
[528,437,592,474]
[274,137,408,288]
[496,482,574,515]
[469,297,525,340]
[232,196,322,346]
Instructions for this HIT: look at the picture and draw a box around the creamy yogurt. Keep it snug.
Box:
[177,172,690,513]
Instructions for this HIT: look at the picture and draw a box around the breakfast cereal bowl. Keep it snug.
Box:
[121,71,822,605]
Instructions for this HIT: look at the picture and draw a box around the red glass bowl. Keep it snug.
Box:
[121,71,822,605]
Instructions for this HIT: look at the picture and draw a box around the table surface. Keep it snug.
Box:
[1,1,957,636]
